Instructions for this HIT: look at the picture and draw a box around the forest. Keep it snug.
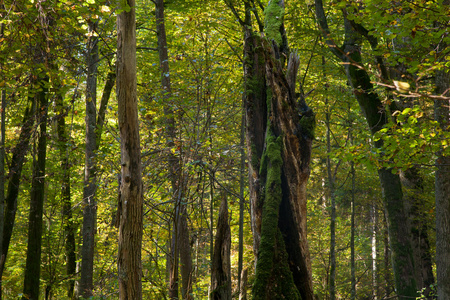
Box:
[0,0,449,299]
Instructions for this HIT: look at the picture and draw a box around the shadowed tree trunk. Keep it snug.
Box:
[210,194,231,300]
[78,20,99,299]
[54,89,76,299]
[116,0,143,297]
[0,98,34,280]
[22,75,49,300]
[224,1,314,298]
[435,42,450,300]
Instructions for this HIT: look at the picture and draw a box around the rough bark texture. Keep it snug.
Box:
[116,0,143,298]
[435,64,450,300]
[210,195,231,300]
[315,2,418,297]
[79,20,98,299]
[241,2,314,296]
[22,77,48,300]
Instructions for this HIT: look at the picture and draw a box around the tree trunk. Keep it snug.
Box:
[239,268,248,300]
[314,3,418,297]
[0,77,5,300]
[55,90,76,299]
[22,76,49,300]
[78,20,99,299]
[435,58,450,300]
[350,161,356,300]
[116,0,143,297]
[325,94,336,300]
[155,1,193,298]
[0,98,34,281]
[237,104,245,294]
[239,2,314,298]
[210,195,231,300]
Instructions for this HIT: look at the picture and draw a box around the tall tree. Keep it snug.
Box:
[155,1,193,298]
[314,1,418,297]
[78,20,99,298]
[435,31,450,300]
[116,0,143,297]
[225,0,315,298]
[22,75,49,300]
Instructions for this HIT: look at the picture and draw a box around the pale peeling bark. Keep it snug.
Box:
[117,0,143,298]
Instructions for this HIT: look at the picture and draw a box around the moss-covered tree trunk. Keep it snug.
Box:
[236,1,314,299]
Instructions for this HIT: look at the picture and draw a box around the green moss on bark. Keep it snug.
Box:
[252,132,301,300]
[264,0,284,46]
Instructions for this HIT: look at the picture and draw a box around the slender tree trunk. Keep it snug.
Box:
[0,98,34,278]
[0,80,4,300]
[325,89,336,300]
[22,76,49,300]
[55,91,76,299]
[237,104,245,295]
[350,161,356,300]
[371,201,378,300]
[210,194,231,300]
[435,56,450,300]
[0,19,5,300]
[78,20,98,299]
[116,0,143,297]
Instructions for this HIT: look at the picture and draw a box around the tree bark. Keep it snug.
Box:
[78,20,99,299]
[210,195,231,300]
[238,2,314,298]
[22,76,49,300]
[116,0,143,297]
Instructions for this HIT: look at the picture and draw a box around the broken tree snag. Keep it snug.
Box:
[262,39,315,300]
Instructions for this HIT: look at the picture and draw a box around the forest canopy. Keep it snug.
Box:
[0,0,449,299]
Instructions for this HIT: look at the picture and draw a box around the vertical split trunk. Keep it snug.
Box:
[78,20,99,298]
[116,0,143,297]
[22,76,49,300]
[210,195,231,300]
[241,2,314,298]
